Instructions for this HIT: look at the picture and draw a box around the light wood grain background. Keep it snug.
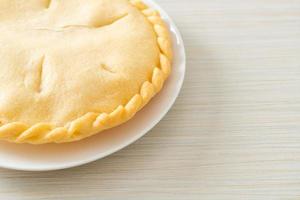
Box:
[0,0,300,199]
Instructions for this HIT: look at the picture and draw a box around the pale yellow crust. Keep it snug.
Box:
[0,0,172,144]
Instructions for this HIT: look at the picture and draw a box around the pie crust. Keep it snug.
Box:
[0,0,172,144]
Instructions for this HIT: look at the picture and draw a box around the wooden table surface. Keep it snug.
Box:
[1,0,300,199]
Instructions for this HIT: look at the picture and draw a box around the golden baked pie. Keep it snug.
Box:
[0,0,172,144]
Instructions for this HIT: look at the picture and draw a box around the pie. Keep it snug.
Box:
[0,0,172,144]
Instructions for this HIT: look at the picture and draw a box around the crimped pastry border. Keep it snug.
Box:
[0,0,172,144]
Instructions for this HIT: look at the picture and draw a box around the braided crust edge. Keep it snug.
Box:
[0,0,172,144]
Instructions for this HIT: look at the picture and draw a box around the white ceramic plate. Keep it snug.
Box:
[0,0,186,171]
